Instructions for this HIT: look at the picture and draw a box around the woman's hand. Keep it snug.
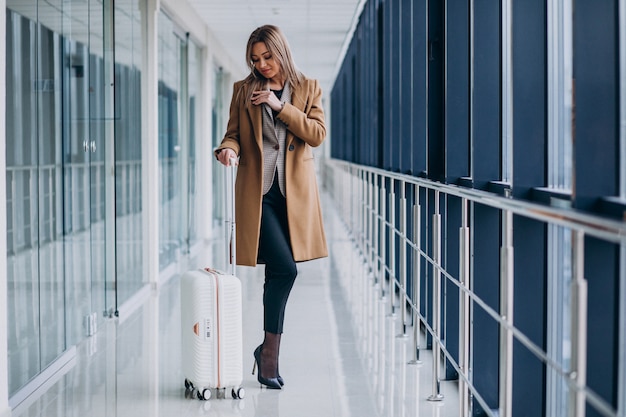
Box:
[251,90,283,112]
[217,148,238,166]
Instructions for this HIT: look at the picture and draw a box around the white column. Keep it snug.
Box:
[142,0,160,285]
[0,2,11,415]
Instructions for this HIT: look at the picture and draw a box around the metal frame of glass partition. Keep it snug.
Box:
[324,158,626,417]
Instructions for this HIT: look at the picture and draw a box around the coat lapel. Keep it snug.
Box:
[246,81,303,149]
[286,82,306,147]
[290,81,306,112]
[246,100,263,151]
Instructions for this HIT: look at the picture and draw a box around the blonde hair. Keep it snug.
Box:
[240,25,303,104]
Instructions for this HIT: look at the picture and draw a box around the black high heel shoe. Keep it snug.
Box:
[252,345,282,389]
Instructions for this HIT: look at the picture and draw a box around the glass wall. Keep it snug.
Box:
[187,41,201,247]
[5,0,111,396]
[158,11,202,268]
[158,12,183,269]
[6,8,46,394]
[211,66,227,223]
[114,0,145,306]
[5,0,149,398]
[5,0,204,400]
[546,1,574,413]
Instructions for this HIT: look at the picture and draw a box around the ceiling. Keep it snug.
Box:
[186,0,365,93]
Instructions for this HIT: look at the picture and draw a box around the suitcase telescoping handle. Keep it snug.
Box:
[227,157,237,276]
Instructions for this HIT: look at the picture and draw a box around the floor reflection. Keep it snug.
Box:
[12,190,459,417]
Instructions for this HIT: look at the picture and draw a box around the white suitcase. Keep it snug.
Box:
[181,158,244,400]
[181,268,244,400]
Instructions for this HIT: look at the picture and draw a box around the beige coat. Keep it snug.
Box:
[215,77,328,266]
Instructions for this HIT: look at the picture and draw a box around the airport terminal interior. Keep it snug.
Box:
[1,0,626,416]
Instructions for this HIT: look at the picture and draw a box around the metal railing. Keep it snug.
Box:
[323,158,626,417]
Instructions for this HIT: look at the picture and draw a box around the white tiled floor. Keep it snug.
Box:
[11,192,459,417]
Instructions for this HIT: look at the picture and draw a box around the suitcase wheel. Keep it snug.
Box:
[184,379,194,390]
[232,387,245,399]
[197,388,211,401]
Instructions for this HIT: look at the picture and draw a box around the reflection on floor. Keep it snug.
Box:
[12,192,459,417]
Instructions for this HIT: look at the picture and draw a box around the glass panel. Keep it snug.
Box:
[6,0,108,397]
[114,0,144,305]
[179,40,189,254]
[545,13,574,413]
[36,17,65,371]
[6,7,42,395]
[62,0,95,347]
[547,0,573,190]
[89,0,107,332]
[158,12,183,269]
[501,0,513,182]
[546,224,572,416]
[187,41,201,247]
[211,67,227,224]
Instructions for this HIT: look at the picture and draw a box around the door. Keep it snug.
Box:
[62,0,107,345]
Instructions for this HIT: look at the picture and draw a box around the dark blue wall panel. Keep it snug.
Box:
[445,0,470,183]
[471,0,501,189]
[412,0,428,176]
[512,0,546,198]
[471,204,501,415]
[585,238,619,417]
[512,216,547,417]
[573,0,619,212]
[400,0,413,174]
[428,0,445,182]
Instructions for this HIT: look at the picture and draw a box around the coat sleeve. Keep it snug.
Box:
[275,79,326,147]
[214,82,243,158]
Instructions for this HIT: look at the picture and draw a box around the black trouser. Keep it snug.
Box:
[258,178,297,334]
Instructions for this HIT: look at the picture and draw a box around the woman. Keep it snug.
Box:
[215,25,328,389]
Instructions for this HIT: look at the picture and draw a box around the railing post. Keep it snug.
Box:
[344,166,349,222]
[355,170,361,250]
[398,180,408,337]
[459,198,471,416]
[499,208,514,417]
[343,166,348,224]
[428,190,444,401]
[356,170,362,252]
[360,170,365,255]
[373,174,380,286]
[379,178,387,300]
[569,230,588,417]
[363,171,368,262]
[617,239,626,416]
[11,173,17,254]
[409,184,423,365]
[351,167,357,237]
[389,179,396,316]
[367,172,374,270]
